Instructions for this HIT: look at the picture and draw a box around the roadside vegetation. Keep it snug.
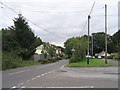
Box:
[2,52,41,70]
[2,14,42,70]
[64,30,120,65]
[67,59,113,67]
[1,14,120,70]
[1,14,62,70]
[1,14,64,70]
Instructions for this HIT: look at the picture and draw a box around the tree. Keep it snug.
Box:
[112,30,120,52]
[64,37,74,58]
[112,30,120,59]
[2,28,20,52]
[9,14,42,59]
[91,32,115,55]
[64,36,88,63]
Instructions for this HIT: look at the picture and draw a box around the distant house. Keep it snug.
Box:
[95,51,110,58]
[35,45,44,54]
[55,47,65,58]
[33,43,65,61]
[34,45,44,61]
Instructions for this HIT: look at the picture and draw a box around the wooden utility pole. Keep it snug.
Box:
[87,15,91,64]
[92,35,93,57]
[105,4,108,64]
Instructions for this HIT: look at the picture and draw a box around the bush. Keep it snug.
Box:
[107,55,114,59]
[41,59,50,64]
[2,52,40,70]
[112,53,120,60]
[118,53,120,60]
[69,56,78,63]
[2,52,22,70]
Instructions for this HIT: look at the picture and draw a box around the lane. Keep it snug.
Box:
[2,60,68,88]
[18,66,118,88]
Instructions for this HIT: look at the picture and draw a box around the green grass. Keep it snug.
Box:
[19,60,41,67]
[2,52,41,70]
[0,52,2,70]
[67,59,113,67]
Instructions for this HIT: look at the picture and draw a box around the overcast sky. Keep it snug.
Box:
[0,0,119,47]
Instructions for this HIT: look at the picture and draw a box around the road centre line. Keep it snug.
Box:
[8,69,30,75]
[11,68,58,88]
[29,86,94,88]
[21,86,25,88]
[32,77,37,80]
[11,86,17,88]
[41,74,45,76]
[37,75,41,78]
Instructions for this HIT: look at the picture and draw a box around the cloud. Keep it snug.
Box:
[0,0,119,47]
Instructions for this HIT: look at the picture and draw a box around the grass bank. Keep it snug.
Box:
[2,52,41,70]
[67,59,113,67]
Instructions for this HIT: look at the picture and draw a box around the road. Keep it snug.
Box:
[14,66,118,88]
[2,60,68,88]
[2,59,118,89]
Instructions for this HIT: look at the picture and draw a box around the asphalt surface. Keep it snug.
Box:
[15,66,118,88]
[2,59,119,88]
[2,60,68,88]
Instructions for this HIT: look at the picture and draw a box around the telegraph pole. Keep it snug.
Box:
[105,4,108,64]
[87,15,91,64]
[92,35,93,57]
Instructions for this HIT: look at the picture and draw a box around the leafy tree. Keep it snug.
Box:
[10,14,35,49]
[4,14,42,59]
[112,30,120,52]
[47,45,56,58]
[64,37,73,58]
[64,36,88,63]
[112,30,120,59]
[2,28,20,52]
[92,32,115,54]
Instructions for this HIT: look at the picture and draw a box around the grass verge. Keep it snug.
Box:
[2,52,41,70]
[67,59,113,67]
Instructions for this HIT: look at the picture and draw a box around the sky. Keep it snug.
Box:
[0,0,119,47]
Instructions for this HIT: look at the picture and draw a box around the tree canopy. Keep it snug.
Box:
[92,32,115,54]
[2,14,42,59]
[64,36,88,63]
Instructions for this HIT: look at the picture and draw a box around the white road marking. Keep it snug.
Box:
[44,72,48,75]
[32,77,37,80]
[8,69,30,75]
[37,75,41,78]
[10,69,57,88]
[21,86,25,88]
[11,86,17,88]
[30,86,94,88]
[17,82,24,86]
[41,74,45,76]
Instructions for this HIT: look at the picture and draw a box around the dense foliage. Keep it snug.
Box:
[92,32,116,54]
[2,14,42,60]
[112,30,120,59]
[2,14,42,70]
[64,30,120,63]
[64,36,88,63]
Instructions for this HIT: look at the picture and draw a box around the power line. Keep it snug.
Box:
[0,1,63,39]
[80,1,95,36]
[89,1,95,15]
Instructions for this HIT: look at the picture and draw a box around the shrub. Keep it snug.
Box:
[2,52,22,70]
[107,55,114,59]
[41,59,50,64]
[2,52,40,70]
